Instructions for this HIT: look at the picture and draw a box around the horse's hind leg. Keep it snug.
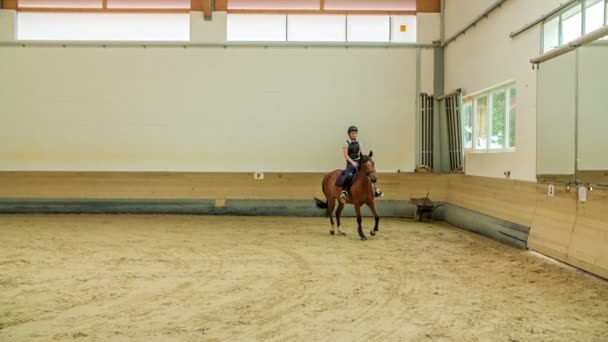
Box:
[336,202,346,235]
[328,198,336,235]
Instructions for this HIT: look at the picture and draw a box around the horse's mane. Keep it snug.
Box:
[358,154,371,170]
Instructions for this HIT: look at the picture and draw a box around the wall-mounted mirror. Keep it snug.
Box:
[576,44,608,185]
[536,43,608,186]
[536,51,577,183]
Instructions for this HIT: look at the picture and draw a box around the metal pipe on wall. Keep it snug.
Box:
[436,88,462,101]
[443,0,509,46]
[510,0,578,38]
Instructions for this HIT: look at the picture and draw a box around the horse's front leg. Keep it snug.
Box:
[368,200,380,236]
[336,202,346,235]
[355,204,367,241]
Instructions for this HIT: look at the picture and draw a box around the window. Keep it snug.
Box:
[391,15,417,43]
[562,4,582,43]
[19,0,102,8]
[508,87,516,148]
[287,15,345,42]
[542,0,608,52]
[474,96,488,150]
[585,0,605,33]
[464,83,516,152]
[106,0,190,9]
[462,101,473,149]
[324,0,416,11]
[17,13,189,41]
[18,0,190,9]
[347,15,389,42]
[226,14,287,42]
[228,0,320,11]
[543,16,560,52]
[226,14,417,43]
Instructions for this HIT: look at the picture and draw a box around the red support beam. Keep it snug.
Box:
[202,0,211,16]
[191,0,202,11]
[2,0,18,9]
[215,0,227,11]
[416,0,441,13]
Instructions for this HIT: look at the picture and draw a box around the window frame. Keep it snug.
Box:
[225,13,417,43]
[463,82,517,153]
[542,0,608,53]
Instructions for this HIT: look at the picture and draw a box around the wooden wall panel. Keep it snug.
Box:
[447,175,536,227]
[528,185,578,260]
[0,172,448,202]
[568,190,608,279]
[449,175,607,279]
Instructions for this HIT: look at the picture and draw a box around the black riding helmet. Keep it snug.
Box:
[347,126,358,134]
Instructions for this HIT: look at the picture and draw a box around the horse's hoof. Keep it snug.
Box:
[330,230,335,235]
[360,236,367,241]
[339,231,346,236]
[370,230,376,236]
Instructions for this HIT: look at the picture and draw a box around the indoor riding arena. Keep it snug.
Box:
[1,1,608,341]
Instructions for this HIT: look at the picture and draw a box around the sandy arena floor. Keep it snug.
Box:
[1,214,607,341]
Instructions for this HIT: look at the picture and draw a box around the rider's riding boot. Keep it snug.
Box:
[375,188,384,198]
[339,190,348,203]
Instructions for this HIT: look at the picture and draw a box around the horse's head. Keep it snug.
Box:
[358,151,377,183]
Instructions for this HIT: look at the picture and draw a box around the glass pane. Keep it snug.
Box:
[463,101,473,149]
[543,16,560,52]
[584,0,605,34]
[287,15,346,42]
[18,0,102,8]
[347,15,390,42]
[17,13,189,41]
[107,0,190,9]
[228,0,320,10]
[226,14,287,42]
[491,89,506,149]
[325,0,416,11]
[509,87,516,148]
[475,96,488,150]
[390,15,417,43]
[561,4,582,44]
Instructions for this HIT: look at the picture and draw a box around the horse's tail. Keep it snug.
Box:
[314,197,328,209]
[315,174,330,212]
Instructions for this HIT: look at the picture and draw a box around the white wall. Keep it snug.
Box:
[444,0,564,181]
[417,13,438,95]
[190,11,226,43]
[0,10,15,41]
[0,10,440,173]
[444,0,495,39]
[417,13,440,45]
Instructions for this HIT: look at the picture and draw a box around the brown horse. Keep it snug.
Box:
[314,152,380,240]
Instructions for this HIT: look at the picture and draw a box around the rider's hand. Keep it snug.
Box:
[351,161,358,168]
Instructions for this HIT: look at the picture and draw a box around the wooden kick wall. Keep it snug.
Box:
[447,174,607,279]
[0,171,448,202]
